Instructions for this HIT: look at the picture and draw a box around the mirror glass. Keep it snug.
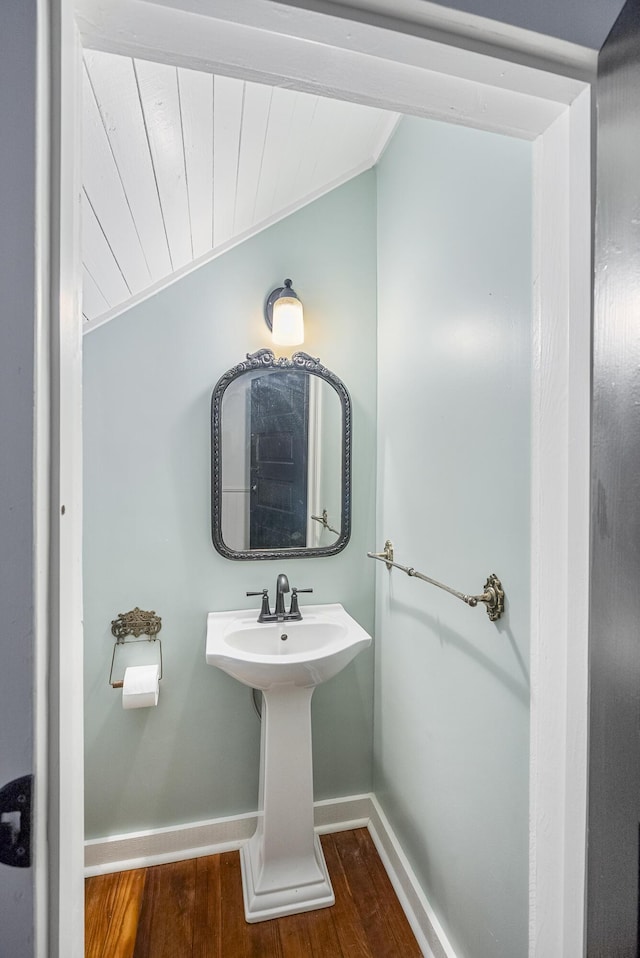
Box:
[211,349,351,559]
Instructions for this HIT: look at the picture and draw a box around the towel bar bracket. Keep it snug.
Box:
[369,539,394,570]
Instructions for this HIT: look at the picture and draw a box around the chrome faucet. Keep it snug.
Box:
[274,573,290,621]
[246,574,313,623]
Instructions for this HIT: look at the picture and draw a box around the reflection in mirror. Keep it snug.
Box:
[211,350,351,559]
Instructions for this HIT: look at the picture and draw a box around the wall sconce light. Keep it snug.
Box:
[264,278,304,346]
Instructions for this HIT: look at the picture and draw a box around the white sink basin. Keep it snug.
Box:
[206,603,371,690]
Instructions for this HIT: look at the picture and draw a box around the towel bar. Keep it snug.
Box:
[367,541,504,621]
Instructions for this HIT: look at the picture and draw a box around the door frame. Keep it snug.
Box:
[47,2,592,955]
[46,3,85,957]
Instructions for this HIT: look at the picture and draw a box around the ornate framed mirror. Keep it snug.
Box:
[211,349,352,559]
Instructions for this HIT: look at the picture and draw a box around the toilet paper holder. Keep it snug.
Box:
[108,607,163,688]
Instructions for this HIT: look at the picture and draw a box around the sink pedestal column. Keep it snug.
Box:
[240,684,334,922]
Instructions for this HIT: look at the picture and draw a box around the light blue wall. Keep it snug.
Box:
[83,172,377,838]
[374,116,532,958]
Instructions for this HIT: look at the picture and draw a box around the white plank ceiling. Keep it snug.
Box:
[82,49,400,328]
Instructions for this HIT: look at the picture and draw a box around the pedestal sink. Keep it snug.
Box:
[206,603,371,923]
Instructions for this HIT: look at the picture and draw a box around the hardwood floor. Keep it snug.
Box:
[85,828,423,957]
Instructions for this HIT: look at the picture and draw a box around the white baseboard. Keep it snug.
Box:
[368,796,458,958]
[84,794,371,876]
[85,792,458,958]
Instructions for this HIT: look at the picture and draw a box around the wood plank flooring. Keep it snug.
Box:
[85,828,422,958]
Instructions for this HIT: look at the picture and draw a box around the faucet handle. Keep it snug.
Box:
[247,589,271,621]
[289,587,313,618]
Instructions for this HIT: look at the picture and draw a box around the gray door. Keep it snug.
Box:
[588,1,640,954]
[0,3,38,956]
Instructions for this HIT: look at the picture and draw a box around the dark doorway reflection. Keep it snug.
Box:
[250,371,309,549]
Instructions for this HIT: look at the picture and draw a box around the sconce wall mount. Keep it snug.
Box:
[264,278,304,346]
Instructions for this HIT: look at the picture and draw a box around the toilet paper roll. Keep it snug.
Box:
[122,664,160,709]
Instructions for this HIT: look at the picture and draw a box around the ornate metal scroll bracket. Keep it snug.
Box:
[367,541,505,622]
[477,574,505,622]
[311,509,340,537]
[111,607,162,640]
[109,607,163,688]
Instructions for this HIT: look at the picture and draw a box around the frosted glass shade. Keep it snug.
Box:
[272,296,304,346]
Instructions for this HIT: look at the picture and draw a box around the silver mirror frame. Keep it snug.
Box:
[211,348,352,560]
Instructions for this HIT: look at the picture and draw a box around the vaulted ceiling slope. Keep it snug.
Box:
[82,49,399,328]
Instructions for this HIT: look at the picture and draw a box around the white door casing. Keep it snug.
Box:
[44,2,592,955]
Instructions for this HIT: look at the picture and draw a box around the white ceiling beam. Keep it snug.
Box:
[79,0,597,81]
[76,0,581,140]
